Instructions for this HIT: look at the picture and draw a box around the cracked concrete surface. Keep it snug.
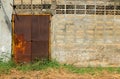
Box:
[0,0,13,62]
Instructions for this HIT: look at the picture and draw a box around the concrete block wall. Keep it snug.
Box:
[0,0,13,62]
[51,15,120,67]
[14,0,51,4]
[1,0,120,67]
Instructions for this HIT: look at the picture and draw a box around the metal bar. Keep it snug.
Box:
[41,0,43,12]
[31,0,33,14]
[21,0,23,12]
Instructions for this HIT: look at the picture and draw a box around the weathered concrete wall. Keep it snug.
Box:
[51,15,120,67]
[1,0,120,67]
[0,0,13,62]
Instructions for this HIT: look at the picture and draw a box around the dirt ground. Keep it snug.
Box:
[0,69,120,79]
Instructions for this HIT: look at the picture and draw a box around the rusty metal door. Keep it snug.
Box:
[13,15,32,63]
[31,15,50,60]
[13,15,50,63]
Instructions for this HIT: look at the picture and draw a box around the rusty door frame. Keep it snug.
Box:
[12,14,51,61]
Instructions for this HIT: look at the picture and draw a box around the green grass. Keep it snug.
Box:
[63,64,120,74]
[0,60,120,74]
[0,61,16,74]
[16,60,61,71]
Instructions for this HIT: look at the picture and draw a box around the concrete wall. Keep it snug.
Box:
[0,0,13,62]
[1,0,120,67]
[51,15,120,67]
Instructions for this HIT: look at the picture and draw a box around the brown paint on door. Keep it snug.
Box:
[31,15,49,60]
[13,15,50,63]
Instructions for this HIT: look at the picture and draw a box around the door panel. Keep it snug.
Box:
[31,41,49,60]
[31,15,50,60]
[32,15,49,41]
[14,15,32,62]
[13,15,50,63]
[14,42,31,62]
[14,15,32,41]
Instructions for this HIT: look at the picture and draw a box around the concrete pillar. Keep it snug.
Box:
[0,0,13,62]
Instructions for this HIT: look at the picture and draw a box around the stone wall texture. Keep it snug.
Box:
[51,15,120,67]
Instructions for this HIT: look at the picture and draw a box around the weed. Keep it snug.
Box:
[0,60,16,74]
[62,64,120,74]
[0,60,120,75]
[16,60,61,72]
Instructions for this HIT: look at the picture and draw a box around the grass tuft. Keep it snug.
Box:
[0,60,16,74]
[16,60,61,72]
[0,60,120,74]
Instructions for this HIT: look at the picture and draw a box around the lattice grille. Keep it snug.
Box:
[13,0,120,15]
[55,0,120,15]
[56,5,120,15]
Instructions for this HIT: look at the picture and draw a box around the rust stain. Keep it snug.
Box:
[14,34,27,54]
[14,34,27,62]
